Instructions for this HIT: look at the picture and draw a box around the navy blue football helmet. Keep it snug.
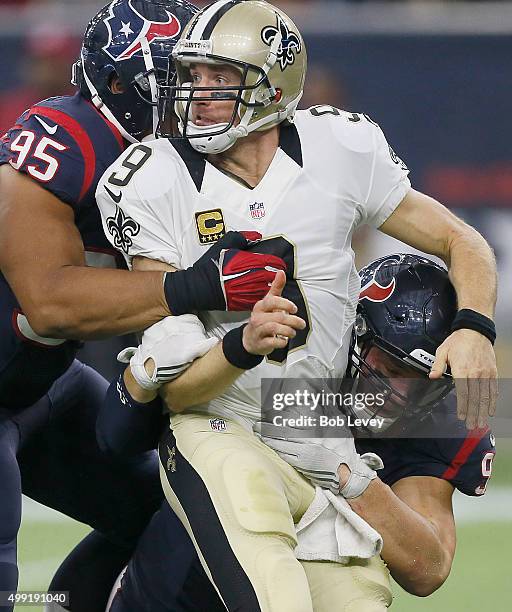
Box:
[347,253,457,433]
[72,0,197,141]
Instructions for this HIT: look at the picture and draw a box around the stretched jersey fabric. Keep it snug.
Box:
[0,93,126,410]
[97,109,411,427]
[356,394,496,497]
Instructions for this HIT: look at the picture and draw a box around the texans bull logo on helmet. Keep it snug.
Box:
[359,256,401,302]
[102,0,181,62]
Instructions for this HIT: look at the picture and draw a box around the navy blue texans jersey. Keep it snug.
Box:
[356,394,496,497]
[0,93,127,410]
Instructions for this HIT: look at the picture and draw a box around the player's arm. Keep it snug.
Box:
[345,428,495,595]
[97,270,304,456]
[158,341,241,412]
[358,118,496,430]
[125,255,242,410]
[160,271,306,412]
[99,343,238,457]
[344,472,456,597]
[0,166,169,338]
[379,189,498,429]
[127,260,304,413]
[97,255,207,455]
[114,256,304,413]
[97,322,225,457]
[380,188,497,319]
[0,167,283,339]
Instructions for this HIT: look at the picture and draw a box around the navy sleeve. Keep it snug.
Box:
[97,374,165,458]
[0,104,89,207]
[440,430,496,496]
[357,428,496,497]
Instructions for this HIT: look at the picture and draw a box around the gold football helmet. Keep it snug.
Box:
[157,0,307,153]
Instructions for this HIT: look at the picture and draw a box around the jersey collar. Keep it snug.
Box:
[279,123,303,168]
[167,122,303,192]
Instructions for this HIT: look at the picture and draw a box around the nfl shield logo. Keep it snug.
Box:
[209,418,227,432]
[249,201,265,220]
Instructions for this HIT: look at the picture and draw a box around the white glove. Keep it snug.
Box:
[117,314,218,391]
[254,422,383,498]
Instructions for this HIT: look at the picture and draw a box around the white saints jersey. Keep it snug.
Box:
[97,107,411,426]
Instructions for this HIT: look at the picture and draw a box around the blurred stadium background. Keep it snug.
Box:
[1,0,510,610]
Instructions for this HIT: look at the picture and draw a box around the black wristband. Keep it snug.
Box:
[164,268,224,316]
[222,325,264,370]
[163,270,196,316]
[451,309,496,345]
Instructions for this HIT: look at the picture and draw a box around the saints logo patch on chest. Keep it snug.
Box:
[195,209,226,244]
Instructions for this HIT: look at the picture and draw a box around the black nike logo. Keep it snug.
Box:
[105,185,122,204]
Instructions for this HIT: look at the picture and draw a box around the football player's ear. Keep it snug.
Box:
[109,74,126,95]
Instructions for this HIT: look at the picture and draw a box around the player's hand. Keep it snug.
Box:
[242,270,305,355]
[118,314,218,391]
[163,231,287,314]
[254,421,383,497]
[429,328,498,430]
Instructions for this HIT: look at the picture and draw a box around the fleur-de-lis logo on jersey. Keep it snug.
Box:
[166,445,176,472]
[106,205,140,254]
[261,14,301,71]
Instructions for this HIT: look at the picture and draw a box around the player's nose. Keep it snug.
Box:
[192,83,214,102]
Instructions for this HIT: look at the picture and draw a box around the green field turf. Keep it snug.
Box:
[17,511,511,612]
[392,521,510,611]
[16,439,511,611]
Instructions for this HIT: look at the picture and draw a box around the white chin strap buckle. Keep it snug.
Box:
[91,92,103,110]
[234,125,248,138]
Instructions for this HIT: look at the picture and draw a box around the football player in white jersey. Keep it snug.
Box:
[96,1,497,610]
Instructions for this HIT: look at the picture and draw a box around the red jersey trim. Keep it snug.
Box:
[29,106,96,201]
[442,427,489,480]
[85,100,125,151]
